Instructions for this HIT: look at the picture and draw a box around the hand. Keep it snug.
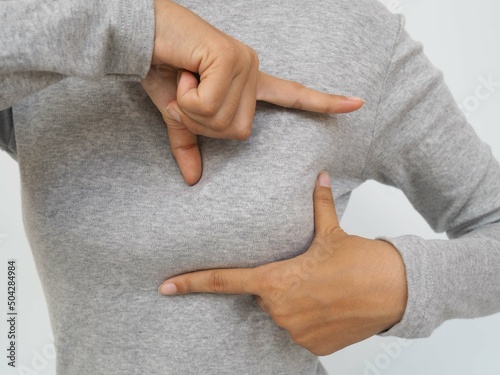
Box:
[158,171,408,356]
[141,0,365,185]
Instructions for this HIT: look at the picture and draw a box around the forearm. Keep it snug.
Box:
[378,145,500,338]
[361,14,500,338]
[379,225,500,338]
[0,0,155,109]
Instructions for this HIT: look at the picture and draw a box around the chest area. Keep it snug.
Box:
[15,85,365,279]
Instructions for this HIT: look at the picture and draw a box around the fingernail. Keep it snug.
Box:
[166,106,181,123]
[158,283,177,295]
[318,171,331,188]
[345,96,365,103]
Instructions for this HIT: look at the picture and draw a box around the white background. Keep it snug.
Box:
[1,0,499,374]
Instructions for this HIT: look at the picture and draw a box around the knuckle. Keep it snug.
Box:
[316,192,333,207]
[209,119,231,133]
[172,142,198,153]
[311,344,333,356]
[256,266,281,298]
[221,41,258,74]
[290,334,326,355]
[309,346,327,356]
[226,44,240,61]
[323,224,343,237]
[208,271,226,292]
[219,42,240,67]
[246,47,259,69]
[199,100,220,117]
[257,275,273,297]
[271,315,287,329]
[182,278,193,294]
[291,83,306,109]
[291,81,306,91]
[232,126,252,141]
[164,112,184,127]
[162,115,175,127]
[269,308,289,328]
[289,331,308,347]
[325,102,340,114]
[184,121,203,137]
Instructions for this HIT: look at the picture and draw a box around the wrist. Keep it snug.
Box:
[152,0,174,65]
[152,0,220,69]
[373,239,408,330]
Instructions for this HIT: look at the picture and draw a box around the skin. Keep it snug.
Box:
[158,171,408,356]
[142,0,364,186]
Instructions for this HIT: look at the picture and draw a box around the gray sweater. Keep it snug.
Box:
[1,0,499,374]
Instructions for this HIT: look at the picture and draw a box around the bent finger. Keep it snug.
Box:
[176,58,235,117]
[167,100,248,140]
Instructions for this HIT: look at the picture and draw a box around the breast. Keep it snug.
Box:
[16,81,362,293]
[13,79,362,374]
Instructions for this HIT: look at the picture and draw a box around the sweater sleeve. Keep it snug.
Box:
[361,15,500,339]
[0,0,155,110]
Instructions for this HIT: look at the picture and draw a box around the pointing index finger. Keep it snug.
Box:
[158,267,260,296]
[256,72,364,114]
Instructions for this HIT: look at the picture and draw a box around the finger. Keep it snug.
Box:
[164,117,202,186]
[177,69,248,134]
[140,67,203,185]
[167,101,237,139]
[158,268,260,295]
[167,72,228,137]
[257,72,364,114]
[168,99,255,141]
[176,57,235,118]
[218,67,258,140]
[313,171,341,235]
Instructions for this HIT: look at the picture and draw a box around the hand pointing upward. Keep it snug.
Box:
[142,0,364,185]
[158,171,408,356]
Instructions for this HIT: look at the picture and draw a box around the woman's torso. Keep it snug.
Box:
[13,1,399,373]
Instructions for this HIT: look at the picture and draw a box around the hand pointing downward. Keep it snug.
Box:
[142,0,364,186]
[142,65,363,186]
[158,171,408,356]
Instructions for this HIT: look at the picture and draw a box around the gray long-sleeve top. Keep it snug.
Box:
[1,0,499,374]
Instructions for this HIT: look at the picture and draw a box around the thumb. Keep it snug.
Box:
[164,117,202,186]
[313,171,341,235]
[165,70,204,186]
[140,66,203,185]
